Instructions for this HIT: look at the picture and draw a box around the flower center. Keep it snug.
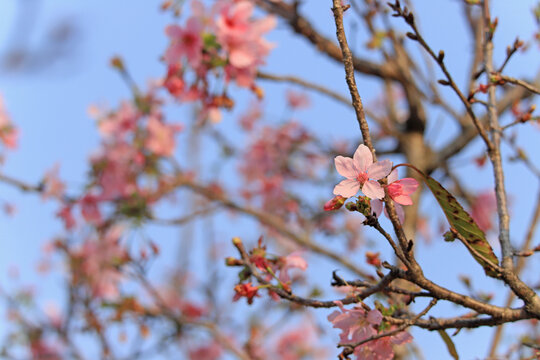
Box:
[356,172,369,185]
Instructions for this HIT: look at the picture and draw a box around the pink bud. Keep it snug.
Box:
[324,195,346,211]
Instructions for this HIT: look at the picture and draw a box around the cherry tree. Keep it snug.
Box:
[1,0,540,359]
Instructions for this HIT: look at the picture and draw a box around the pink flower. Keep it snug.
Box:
[80,193,102,225]
[57,205,76,230]
[333,144,392,199]
[328,302,380,344]
[371,170,419,223]
[274,325,327,360]
[215,0,276,86]
[94,101,139,138]
[74,225,127,299]
[286,90,310,109]
[233,282,260,304]
[385,170,419,205]
[42,164,66,200]
[145,116,182,157]
[278,252,308,284]
[165,17,204,67]
[328,302,412,360]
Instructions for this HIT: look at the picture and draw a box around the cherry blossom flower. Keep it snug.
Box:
[274,325,327,360]
[233,282,260,304]
[79,193,102,225]
[215,1,276,69]
[278,252,308,284]
[286,89,310,109]
[42,164,66,200]
[57,205,76,230]
[239,101,262,131]
[333,144,392,199]
[145,116,182,157]
[371,170,419,223]
[165,17,204,67]
[385,170,419,205]
[94,101,139,138]
[328,302,412,360]
[73,225,128,300]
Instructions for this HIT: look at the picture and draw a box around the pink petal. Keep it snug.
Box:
[253,16,277,34]
[387,169,398,183]
[392,194,413,206]
[334,156,357,179]
[395,203,405,223]
[371,199,383,217]
[333,179,361,197]
[185,17,202,33]
[232,1,254,21]
[362,180,384,199]
[165,24,182,38]
[367,159,393,180]
[396,178,419,194]
[391,331,413,345]
[353,144,372,172]
[383,202,405,223]
[366,309,383,325]
[229,48,255,68]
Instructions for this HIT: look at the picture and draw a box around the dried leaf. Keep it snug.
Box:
[437,330,459,360]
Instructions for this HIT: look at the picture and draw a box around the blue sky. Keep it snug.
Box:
[1,0,540,359]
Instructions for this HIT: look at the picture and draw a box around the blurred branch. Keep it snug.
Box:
[257,71,351,106]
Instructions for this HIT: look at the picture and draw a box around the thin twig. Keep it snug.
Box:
[257,71,351,106]
[487,189,540,358]
[497,74,540,95]
[483,0,540,317]
[387,1,492,148]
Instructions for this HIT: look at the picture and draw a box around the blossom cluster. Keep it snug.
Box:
[163,0,276,119]
[230,238,308,304]
[328,302,412,360]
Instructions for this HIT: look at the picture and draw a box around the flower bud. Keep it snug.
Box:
[324,195,346,211]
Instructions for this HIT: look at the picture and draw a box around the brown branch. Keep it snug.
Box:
[429,81,533,174]
[497,74,540,95]
[252,0,400,81]
[487,189,540,358]
[331,1,375,156]
[232,238,401,308]
[387,1,491,149]
[0,172,43,193]
[481,1,540,318]
[385,309,531,331]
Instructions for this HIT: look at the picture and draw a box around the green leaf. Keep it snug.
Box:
[424,176,499,278]
[437,330,459,360]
